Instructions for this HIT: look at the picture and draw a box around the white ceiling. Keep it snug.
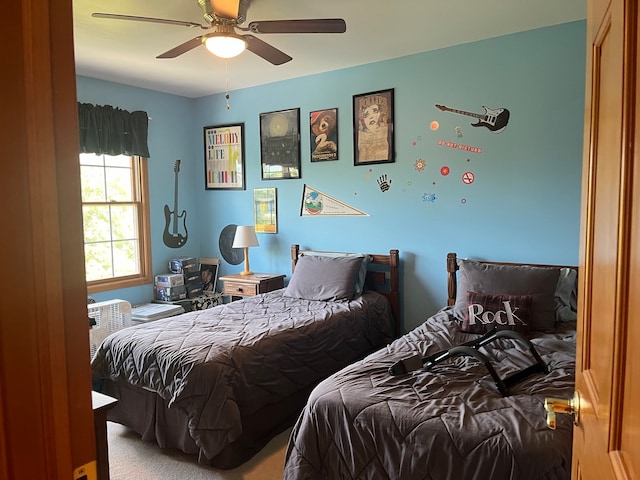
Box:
[73,0,586,99]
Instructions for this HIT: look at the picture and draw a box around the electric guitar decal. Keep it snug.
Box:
[435,104,510,133]
[163,159,188,248]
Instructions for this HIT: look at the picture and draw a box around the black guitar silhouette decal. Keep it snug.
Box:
[436,104,510,133]
[163,159,188,248]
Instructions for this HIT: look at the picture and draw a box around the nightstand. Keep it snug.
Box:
[92,391,118,480]
[219,273,286,300]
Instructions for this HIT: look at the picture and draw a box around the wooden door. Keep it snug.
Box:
[0,1,97,479]
[573,0,639,478]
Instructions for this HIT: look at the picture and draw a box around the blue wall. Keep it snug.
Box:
[78,21,586,333]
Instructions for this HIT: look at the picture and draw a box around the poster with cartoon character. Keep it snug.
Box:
[309,108,338,162]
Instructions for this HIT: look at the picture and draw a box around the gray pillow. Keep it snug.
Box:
[284,254,364,301]
[353,255,371,297]
[299,251,370,298]
[453,259,561,332]
[555,267,578,322]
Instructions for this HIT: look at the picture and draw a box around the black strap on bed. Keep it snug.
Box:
[388,328,549,397]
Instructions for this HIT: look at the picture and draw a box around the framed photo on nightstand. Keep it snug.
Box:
[199,257,220,293]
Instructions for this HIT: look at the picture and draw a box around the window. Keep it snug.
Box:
[80,153,152,293]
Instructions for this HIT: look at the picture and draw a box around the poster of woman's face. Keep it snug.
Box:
[352,88,395,165]
[199,258,220,293]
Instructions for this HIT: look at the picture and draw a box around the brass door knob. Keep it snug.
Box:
[544,391,580,430]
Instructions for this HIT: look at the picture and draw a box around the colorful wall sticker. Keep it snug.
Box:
[377,174,391,192]
[435,103,510,134]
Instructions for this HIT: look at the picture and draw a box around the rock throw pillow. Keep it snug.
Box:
[461,291,533,335]
[453,259,561,332]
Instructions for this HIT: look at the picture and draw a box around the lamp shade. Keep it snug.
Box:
[232,226,259,248]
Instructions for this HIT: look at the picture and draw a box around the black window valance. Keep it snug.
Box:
[78,102,150,158]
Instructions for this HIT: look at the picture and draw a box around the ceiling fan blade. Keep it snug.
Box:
[247,18,346,34]
[244,35,292,65]
[210,0,240,20]
[92,12,206,29]
[156,36,204,59]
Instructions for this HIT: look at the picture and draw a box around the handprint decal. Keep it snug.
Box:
[377,174,391,192]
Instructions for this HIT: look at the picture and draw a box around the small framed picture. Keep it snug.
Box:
[309,108,338,162]
[353,89,395,165]
[260,108,301,180]
[203,123,245,190]
[199,257,220,293]
[254,187,278,233]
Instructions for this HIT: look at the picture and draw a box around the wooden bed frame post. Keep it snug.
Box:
[388,249,400,335]
[447,252,458,306]
[291,244,300,273]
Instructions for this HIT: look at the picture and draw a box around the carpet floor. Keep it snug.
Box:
[107,421,289,480]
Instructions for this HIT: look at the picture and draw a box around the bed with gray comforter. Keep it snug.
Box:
[92,288,395,467]
[284,310,575,479]
[284,254,577,480]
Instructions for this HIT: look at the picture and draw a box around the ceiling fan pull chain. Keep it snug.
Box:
[225,59,231,110]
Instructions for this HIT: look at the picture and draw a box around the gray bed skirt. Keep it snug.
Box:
[102,379,311,469]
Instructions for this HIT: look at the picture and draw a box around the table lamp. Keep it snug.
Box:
[232,226,259,276]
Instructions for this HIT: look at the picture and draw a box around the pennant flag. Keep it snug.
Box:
[300,185,369,216]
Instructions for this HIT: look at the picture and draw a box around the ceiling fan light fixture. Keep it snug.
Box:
[203,33,247,59]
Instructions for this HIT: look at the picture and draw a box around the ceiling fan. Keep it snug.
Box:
[92,0,347,65]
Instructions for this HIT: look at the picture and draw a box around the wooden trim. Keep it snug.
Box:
[1,0,96,478]
[138,157,153,286]
[608,0,638,454]
[47,0,97,474]
[86,156,153,294]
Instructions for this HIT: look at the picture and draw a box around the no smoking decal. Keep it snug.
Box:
[462,171,475,184]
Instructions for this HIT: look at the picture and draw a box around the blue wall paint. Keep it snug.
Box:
[78,21,586,333]
[75,77,199,305]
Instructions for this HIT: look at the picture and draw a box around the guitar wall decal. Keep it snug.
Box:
[163,159,188,248]
[435,104,510,133]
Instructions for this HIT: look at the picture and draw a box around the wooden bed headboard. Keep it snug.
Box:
[446,252,577,306]
[290,244,400,335]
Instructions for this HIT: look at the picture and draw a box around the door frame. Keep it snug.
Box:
[0,1,96,478]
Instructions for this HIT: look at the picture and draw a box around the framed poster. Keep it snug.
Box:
[309,108,338,162]
[253,187,277,233]
[203,123,245,190]
[260,108,301,180]
[352,89,395,165]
